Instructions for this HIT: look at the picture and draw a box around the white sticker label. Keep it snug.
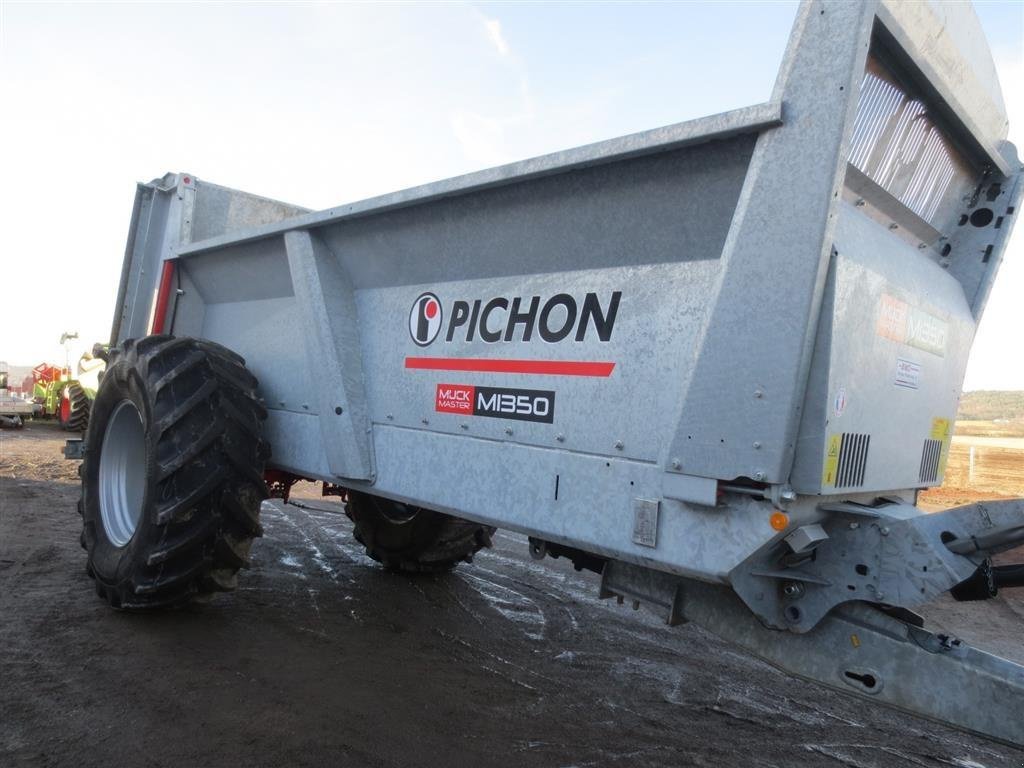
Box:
[632,498,659,548]
[833,387,847,418]
[895,358,921,390]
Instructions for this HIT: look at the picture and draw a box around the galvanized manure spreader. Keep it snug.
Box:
[79,0,1024,746]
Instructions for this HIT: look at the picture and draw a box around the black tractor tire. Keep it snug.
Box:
[346,491,495,573]
[64,382,90,433]
[79,335,269,610]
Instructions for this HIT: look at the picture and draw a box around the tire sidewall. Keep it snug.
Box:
[83,359,160,588]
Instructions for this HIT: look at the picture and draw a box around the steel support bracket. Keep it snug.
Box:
[601,558,1024,747]
[284,229,375,482]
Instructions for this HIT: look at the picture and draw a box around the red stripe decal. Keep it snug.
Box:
[405,357,615,377]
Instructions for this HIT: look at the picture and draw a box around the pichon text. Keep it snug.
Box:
[442,291,621,344]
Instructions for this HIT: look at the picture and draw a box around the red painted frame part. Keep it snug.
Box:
[151,260,177,335]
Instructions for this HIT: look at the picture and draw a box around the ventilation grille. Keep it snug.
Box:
[836,433,870,488]
[919,438,943,483]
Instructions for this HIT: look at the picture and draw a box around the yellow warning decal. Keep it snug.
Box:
[931,417,952,477]
[822,433,841,486]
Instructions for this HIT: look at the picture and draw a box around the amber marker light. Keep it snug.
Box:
[769,511,789,531]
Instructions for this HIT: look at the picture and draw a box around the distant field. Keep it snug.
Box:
[920,420,1024,510]
[953,419,1024,438]
[957,390,1024,421]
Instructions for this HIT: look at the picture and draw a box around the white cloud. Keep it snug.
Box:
[483,17,510,57]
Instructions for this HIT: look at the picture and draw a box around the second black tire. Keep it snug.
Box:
[63,382,91,433]
[347,491,495,573]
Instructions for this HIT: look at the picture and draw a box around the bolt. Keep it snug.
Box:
[917,243,927,250]
[780,489,796,502]
[888,223,899,230]
[754,471,766,481]
[782,582,804,599]
[556,433,565,443]
[504,427,513,436]
[876,592,885,601]
[754,389,764,399]
[460,423,468,430]
[632,600,640,611]
[855,198,865,207]
[671,458,681,469]
[880,526,890,536]
[386,414,394,420]
[278,401,286,407]
[753,441,762,449]
[334,406,343,415]
[175,288,185,295]
[849,522,859,530]
[302,403,309,410]
[615,440,624,450]
[421,418,429,425]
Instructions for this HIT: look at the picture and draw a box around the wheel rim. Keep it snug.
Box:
[98,401,146,546]
[375,498,419,524]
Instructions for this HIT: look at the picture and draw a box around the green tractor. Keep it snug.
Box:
[32,346,106,432]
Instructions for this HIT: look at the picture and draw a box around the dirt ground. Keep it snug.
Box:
[2,423,1023,768]
[919,432,1024,511]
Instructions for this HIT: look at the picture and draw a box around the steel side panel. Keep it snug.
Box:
[790,202,976,493]
[369,425,777,581]
[188,137,754,468]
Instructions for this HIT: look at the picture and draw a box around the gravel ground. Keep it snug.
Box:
[2,422,1023,768]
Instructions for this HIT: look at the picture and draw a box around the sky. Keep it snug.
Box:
[0,1,1022,389]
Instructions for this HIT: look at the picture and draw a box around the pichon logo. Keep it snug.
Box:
[436,383,555,423]
[409,292,443,346]
[409,291,621,346]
